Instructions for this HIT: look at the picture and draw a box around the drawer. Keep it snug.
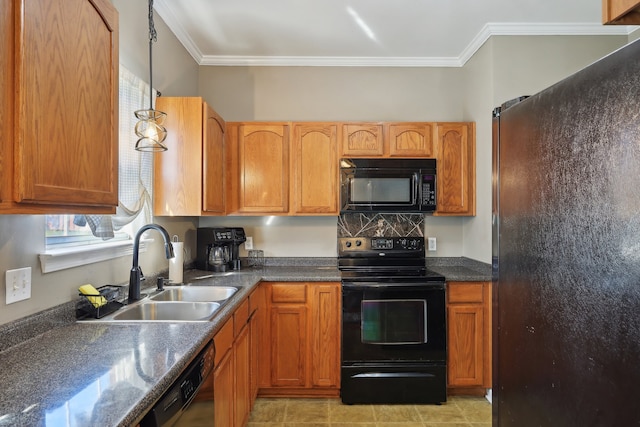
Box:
[214,317,234,365]
[234,297,250,335]
[448,282,484,303]
[271,283,307,303]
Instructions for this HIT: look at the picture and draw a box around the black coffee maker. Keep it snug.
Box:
[196,227,247,271]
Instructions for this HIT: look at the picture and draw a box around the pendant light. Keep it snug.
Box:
[135,0,167,152]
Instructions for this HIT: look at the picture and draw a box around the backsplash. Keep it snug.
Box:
[337,213,424,237]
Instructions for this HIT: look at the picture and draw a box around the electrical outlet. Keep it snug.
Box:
[6,267,31,304]
[427,237,437,251]
[245,236,253,250]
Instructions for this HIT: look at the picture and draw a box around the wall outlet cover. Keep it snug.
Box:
[245,236,253,250]
[427,237,437,251]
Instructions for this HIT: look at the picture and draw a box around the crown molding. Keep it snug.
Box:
[152,2,638,69]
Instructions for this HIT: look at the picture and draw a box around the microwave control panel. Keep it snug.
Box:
[421,174,436,207]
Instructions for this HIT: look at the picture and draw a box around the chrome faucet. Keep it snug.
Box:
[128,224,175,303]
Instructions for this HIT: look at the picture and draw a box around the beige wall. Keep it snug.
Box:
[0,0,199,325]
[198,66,469,257]
[198,35,629,262]
[459,35,628,263]
[0,9,632,324]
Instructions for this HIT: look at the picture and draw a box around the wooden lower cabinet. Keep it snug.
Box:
[213,347,234,426]
[259,282,341,397]
[234,322,251,427]
[197,289,263,427]
[447,281,492,394]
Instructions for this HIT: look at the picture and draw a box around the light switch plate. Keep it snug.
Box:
[6,267,31,304]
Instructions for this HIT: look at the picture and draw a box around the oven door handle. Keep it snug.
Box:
[351,372,436,379]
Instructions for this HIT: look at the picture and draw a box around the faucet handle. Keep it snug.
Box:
[139,267,145,281]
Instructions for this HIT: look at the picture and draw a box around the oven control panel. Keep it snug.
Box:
[339,237,424,255]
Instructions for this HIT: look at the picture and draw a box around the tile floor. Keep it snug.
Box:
[179,395,492,427]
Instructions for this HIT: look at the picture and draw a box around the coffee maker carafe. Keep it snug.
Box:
[196,227,247,271]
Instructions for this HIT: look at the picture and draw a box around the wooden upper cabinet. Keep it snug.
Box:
[1,0,118,213]
[237,124,290,214]
[291,123,339,215]
[154,97,226,216]
[387,123,435,157]
[202,104,226,214]
[341,122,436,158]
[341,124,384,157]
[603,0,640,23]
[435,123,476,216]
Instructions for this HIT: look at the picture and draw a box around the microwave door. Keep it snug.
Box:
[347,171,418,209]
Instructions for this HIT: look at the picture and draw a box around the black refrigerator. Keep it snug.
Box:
[492,39,640,426]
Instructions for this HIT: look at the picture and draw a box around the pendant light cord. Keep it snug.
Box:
[147,0,157,110]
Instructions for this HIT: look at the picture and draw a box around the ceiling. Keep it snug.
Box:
[154,0,636,67]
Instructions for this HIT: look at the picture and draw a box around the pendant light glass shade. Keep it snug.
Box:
[134,109,167,151]
[135,0,167,152]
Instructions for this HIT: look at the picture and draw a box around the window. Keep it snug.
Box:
[41,65,155,271]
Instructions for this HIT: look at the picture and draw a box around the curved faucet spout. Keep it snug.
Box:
[128,224,175,303]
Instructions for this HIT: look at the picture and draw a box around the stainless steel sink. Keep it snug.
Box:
[110,301,220,322]
[150,286,238,302]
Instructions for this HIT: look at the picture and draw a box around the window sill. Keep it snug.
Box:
[39,239,149,273]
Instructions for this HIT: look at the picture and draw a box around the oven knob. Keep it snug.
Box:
[356,240,362,247]
[345,241,352,248]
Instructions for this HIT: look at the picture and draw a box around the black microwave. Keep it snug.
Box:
[340,158,437,213]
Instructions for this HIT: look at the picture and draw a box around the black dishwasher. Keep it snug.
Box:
[141,340,214,427]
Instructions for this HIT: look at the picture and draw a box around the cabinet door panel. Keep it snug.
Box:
[202,104,226,213]
[270,305,306,386]
[234,324,251,427]
[447,304,484,387]
[436,123,475,215]
[16,0,118,207]
[310,284,340,388]
[387,123,434,157]
[292,123,338,214]
[239,125,289,213]
[341,124,384,156]
[213,349,234,427]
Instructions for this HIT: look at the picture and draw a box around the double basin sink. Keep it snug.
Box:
[99,285,238,322]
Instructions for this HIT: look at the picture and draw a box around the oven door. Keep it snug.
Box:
[342,282,446,363]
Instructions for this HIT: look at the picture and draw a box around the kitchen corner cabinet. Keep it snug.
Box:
[447,281,492,393]
[153,97,226,216]
[229,123,290,214]
[1,0,118,213]
[435,122,476,216]
[291,123,339,215]
[603,0,640,24]
[259,282,340,397]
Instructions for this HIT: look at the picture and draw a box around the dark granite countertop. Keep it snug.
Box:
[0,257,488,426]
[426,257,492,282]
